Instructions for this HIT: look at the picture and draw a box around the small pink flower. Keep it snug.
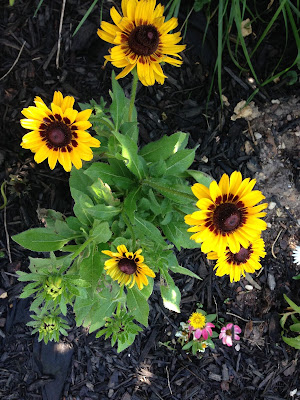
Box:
[219,323,242,346]
[189,322,215,340]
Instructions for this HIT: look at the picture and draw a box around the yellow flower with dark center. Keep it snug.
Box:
[207,236,266,282]
[102,244,155,290]
[189,312,206,330]
[20,91,100,172]
[185,171,268,255]
[97,0,186,86]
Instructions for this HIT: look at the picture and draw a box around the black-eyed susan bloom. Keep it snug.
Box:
[102,245,155,290]
[185,171,268,255]
[20,92,100,172]
[97,0,186,86]
[207,236,266,282]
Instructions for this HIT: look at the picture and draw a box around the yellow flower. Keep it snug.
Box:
[20,91,100,172]
[188,312,206,330]
[185,171,268,255]
[97,0,186,86]
[207,236,266,282]
[102,244,155,290]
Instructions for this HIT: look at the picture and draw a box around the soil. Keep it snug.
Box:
[0,1,300,400]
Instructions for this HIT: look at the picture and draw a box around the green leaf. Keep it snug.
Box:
[110,71,127,130]
[73,193,94,226]
[89,297,117,333]
[120,121,138,144]
[186,170,214,188]
[70,167,93,197]
[284,294,300,313]
[139,131,189,162]
[127,286,149,326]
[117,333,137,352]
[85,162,134,188]
[206,314,217,323]
[12,228,69,251]
[89,178,119,205]
[165,149,196,176]
[160,284,181,313]
[290,323,300,332]
[182,341,193,350]
[90,221,112,243]
[113,130,147,179]
[169,264,201,280]
[282,335,300,349]
[133,216,166,248]
[80,248,104,289]
[162,220,199,250]
[124,186,142,223]
[87,204,121,221]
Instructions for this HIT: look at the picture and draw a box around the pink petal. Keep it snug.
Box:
[225,335,233,346]
[234,334,240,341]
[194,329,202,339]
[222,336,227,345]
[219,332,226,339]
[206,322,215,328]
[220,327,226,334]
[206,327,213,337]
[234,325,242,334]
[226,323,233,330]
[202,330,208,340]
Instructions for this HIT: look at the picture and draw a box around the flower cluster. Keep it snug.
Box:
[185,171,267,282]
[176,311,242,355]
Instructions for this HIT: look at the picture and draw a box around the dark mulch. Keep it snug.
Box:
[0,1,299,399]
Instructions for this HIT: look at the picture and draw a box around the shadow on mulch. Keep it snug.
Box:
[0,0,299,399]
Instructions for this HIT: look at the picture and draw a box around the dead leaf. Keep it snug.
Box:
[241,19,252,37]
[231,100,260,121]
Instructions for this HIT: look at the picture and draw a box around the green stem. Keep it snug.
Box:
[0,181,7,210]
[128,68,138,122]
[70,236,94,261]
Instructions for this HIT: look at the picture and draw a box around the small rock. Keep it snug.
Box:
[267,274,276,291]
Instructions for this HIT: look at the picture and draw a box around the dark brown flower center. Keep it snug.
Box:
[46,122,72,148]
[225,329,232,336]
[233,246,251,264]
[118,258,137,275]
[213,203,242,232]
[128,25,159,56]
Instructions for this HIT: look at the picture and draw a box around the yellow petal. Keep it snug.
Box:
[58,150,72,172]
[48,149,59,170]
[34,143,50,163]
[53,91,64,107]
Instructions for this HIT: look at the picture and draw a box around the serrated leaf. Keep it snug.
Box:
[165,149,195,176]
[162,220,199,250]
[127,287,149,326]
[12,228,69,251]
[139,131,189,162]
[133,216,166,248]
